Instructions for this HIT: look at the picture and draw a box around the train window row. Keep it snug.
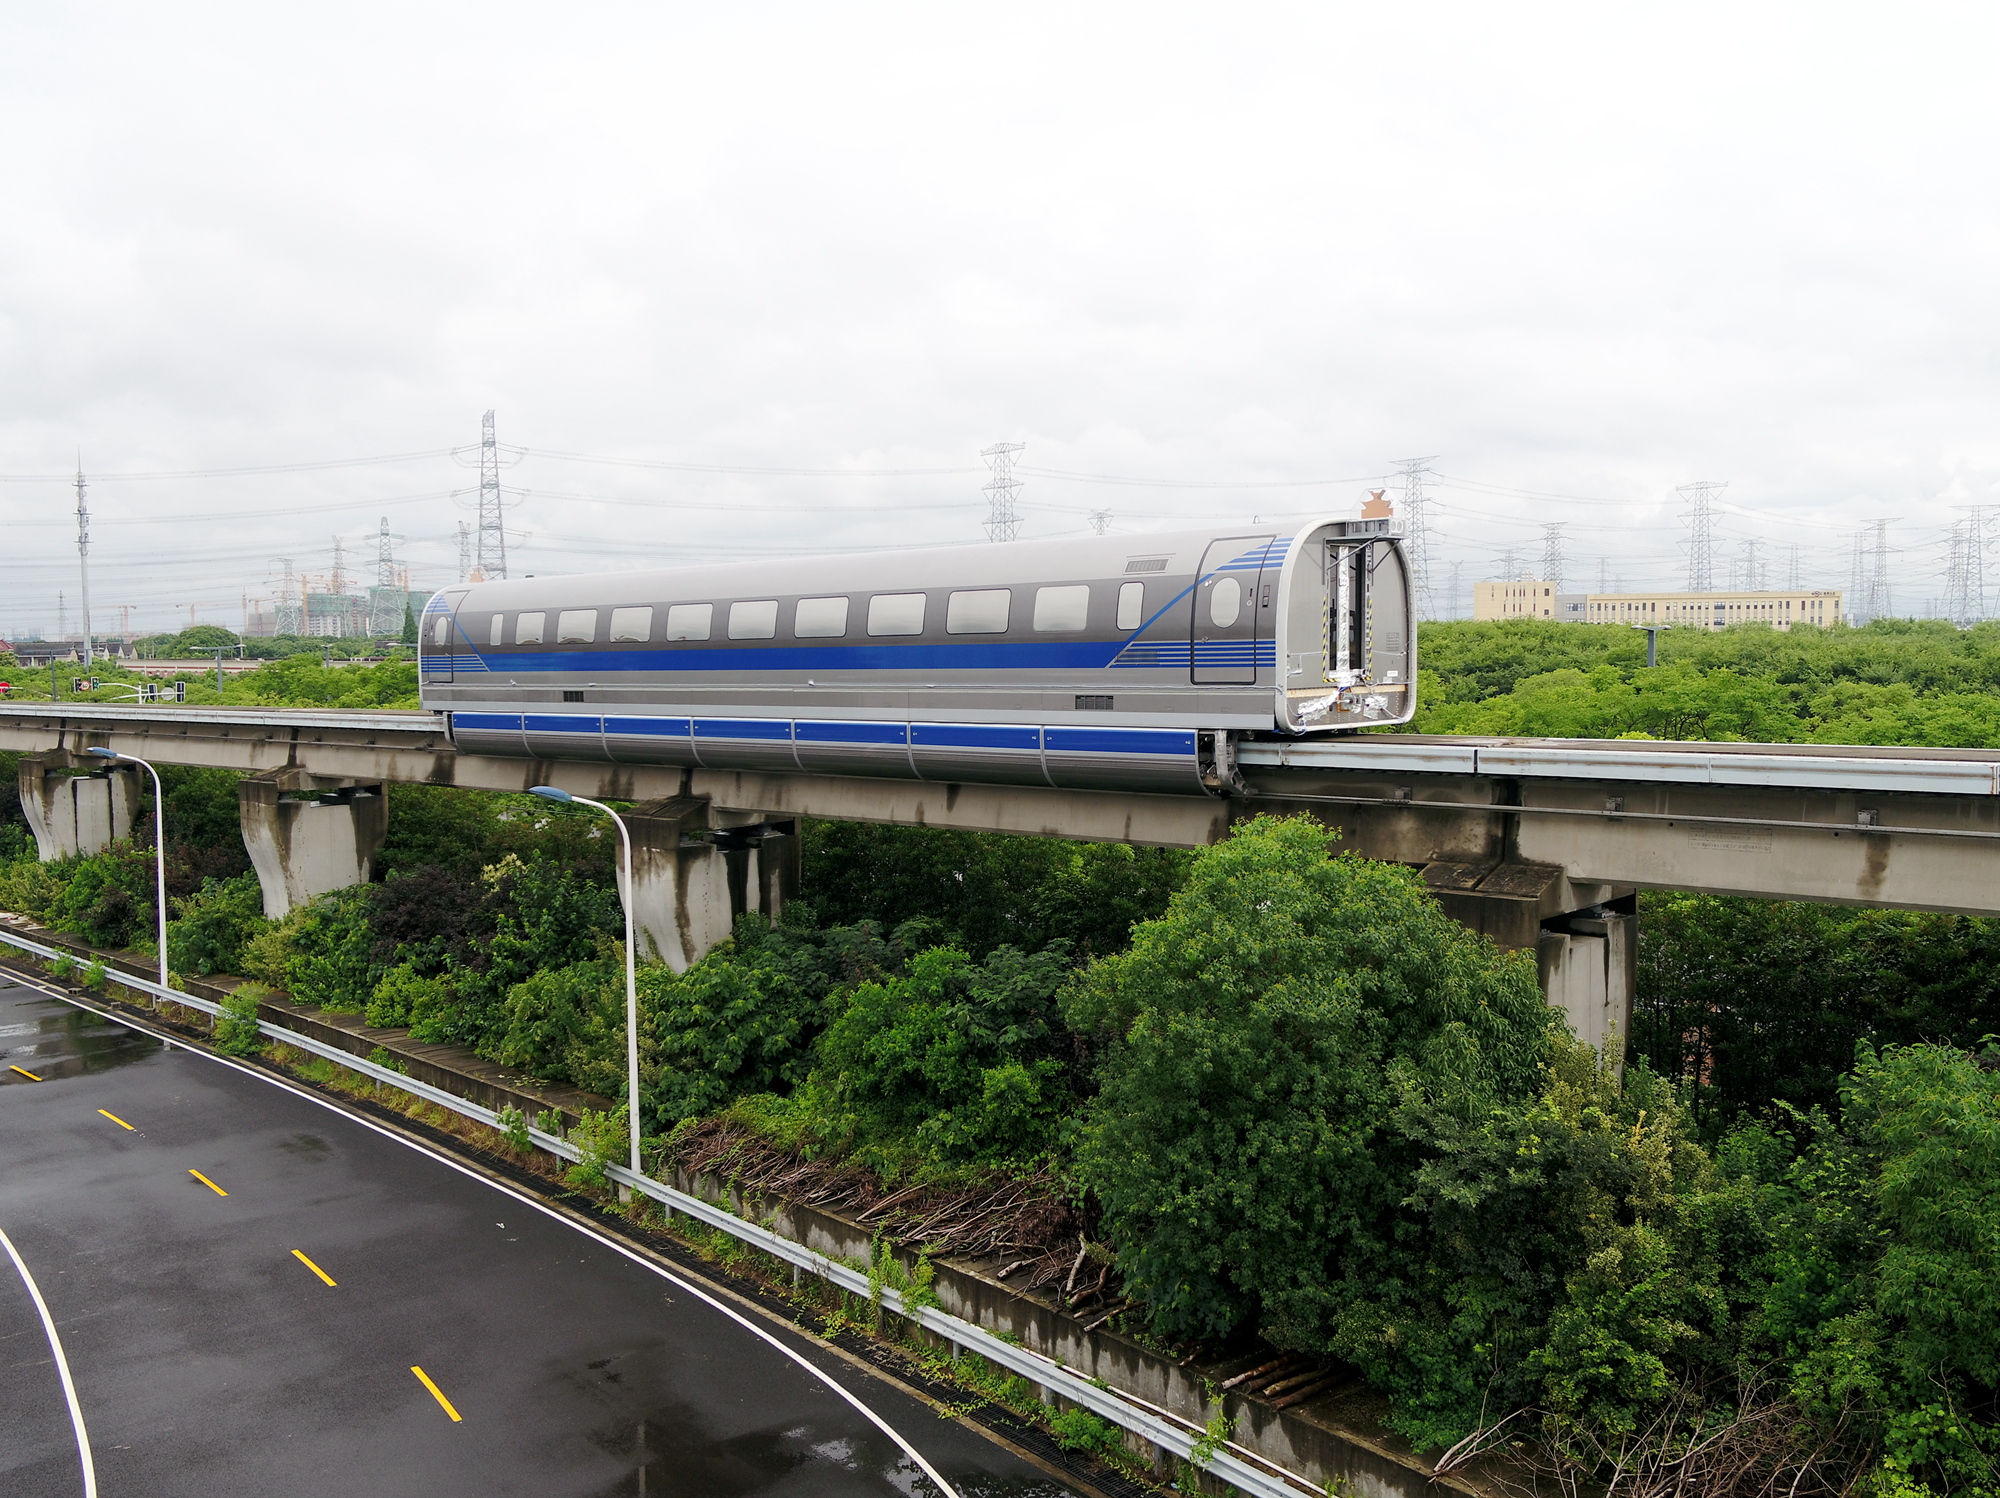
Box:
[470,580,1153,647]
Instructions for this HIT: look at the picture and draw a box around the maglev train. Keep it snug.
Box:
[418,515,1414,797]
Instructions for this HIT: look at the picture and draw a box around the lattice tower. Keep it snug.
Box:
[981,442,1024,542]
[1677,480,1726,592]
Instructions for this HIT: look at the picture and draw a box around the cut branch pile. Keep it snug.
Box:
[657,1118,1105,1301]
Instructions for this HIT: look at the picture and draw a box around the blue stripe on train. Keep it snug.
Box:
[483,714,1197,758]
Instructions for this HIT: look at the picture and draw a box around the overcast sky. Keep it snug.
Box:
[4,3,1997,637]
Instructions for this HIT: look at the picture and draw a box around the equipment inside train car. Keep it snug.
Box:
[418,516,1414,797]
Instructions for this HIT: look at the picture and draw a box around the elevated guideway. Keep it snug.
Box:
[3,704,1997,912]
[6,703,2000,1052]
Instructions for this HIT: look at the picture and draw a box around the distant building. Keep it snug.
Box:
[1579,589,1842,631]
[1473,577,1560,619]
[1476,582,1845,630]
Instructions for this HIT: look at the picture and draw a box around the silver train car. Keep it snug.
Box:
[418,516,1414,796]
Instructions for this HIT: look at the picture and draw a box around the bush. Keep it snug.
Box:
[637,914,902,1131]
[807,939,1075,1174]
[214,983,266,1056]
[1066,814,1558,1358]
[49,844,158,948]
[278,887,382,1012]
[487,958,625,1091]
[166,873,270,976]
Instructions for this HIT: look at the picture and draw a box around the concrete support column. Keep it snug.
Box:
[626,801,801,971]
[1538,910,1636,1063]
[238,769,388,919]
[1422,858,1635,1061]
[17,755,138,860]
[624,796,735,972]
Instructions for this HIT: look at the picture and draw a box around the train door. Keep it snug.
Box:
[420,588,470,685]
[1191,535,1274,684]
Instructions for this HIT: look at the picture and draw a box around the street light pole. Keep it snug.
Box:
[85,747,168,994]
[527,785,641,1187]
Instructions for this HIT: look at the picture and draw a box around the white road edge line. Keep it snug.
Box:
[3,972,962,1498]
[0,1221,98,1498]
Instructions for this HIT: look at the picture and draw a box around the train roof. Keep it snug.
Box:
[448,519,1369,607]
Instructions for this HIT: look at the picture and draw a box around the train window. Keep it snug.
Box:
[1033,585,1090,632]
[609,606,652,642]
[867,593,926,636]
[1116,581,1144,631]
[432,615,451,646]
[794,596,848,637]
[729,600,779,639]
[557,610,598,643]
[488,614,504,647]
[946,589,1010,634]
[1208,576,1242,628]
[665,603,712,641]
[515,611,545,645]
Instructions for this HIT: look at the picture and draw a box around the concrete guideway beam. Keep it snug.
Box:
[14,752,140,860]
[237,769,389,920]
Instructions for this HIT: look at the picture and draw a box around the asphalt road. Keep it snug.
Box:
[0,973,1079,1498]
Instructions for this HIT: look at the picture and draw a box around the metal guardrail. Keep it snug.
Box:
[0,925,1327,1498]
[1236,736,2000,797]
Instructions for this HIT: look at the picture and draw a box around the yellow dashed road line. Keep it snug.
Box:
[291,1249,337,1287]
[188,1169,228,1196]
[8,1064,41,1080]
[411,1366,462,1422]
[98,1109,135,1130]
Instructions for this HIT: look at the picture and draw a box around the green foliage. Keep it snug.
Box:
[166,873,270,976]
[82,958,108,989]
[274,887,382,1012]
[639,915,899,1131]
[1047,1407,1124,1459]
[1412,616,2000,747]
[487,957,626,1093]
[803,819,1193,959]
[47,843,158,948]
[1636,892,2000,1133]
[809,939,1075,1174]
[365,961,456,1031]
[564,1104,628,1189]
[213,983,266,1056]
[495,1104,532,1153]
[1069,814,1558,1356]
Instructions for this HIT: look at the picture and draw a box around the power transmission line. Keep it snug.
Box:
[477,411,508,579]
[1678,480,1725,592]
[982,443,1024,542]
[1392,456,1438,619]
[1865,518,1895,622]
[1089,510,1112,535]
[1540,522,1567,594]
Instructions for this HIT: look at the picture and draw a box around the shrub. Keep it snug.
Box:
[214,983,266,1056]
[166,872,270,976]
[366,961,455,1030]
[280,887,382,1012]
[807,939,1074,1173]
[1066,815,1558,1360]
[486,958,624,1091]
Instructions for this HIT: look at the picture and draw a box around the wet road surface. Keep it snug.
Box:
[0,974,1080,1498]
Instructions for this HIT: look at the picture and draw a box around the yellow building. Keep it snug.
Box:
[1581,589,1842,631]
[1473,580,1844,630]
[1473,577,1560,619]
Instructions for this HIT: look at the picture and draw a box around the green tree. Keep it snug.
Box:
[1066,815,1558,1354]
[400,601,417,645]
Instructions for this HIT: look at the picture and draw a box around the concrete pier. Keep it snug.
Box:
[16,754,139,860]
[622,797,801,970]
[238,769,388,919]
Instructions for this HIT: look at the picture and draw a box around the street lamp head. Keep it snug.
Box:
[85,747,122,760]
[527,785,573,804]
